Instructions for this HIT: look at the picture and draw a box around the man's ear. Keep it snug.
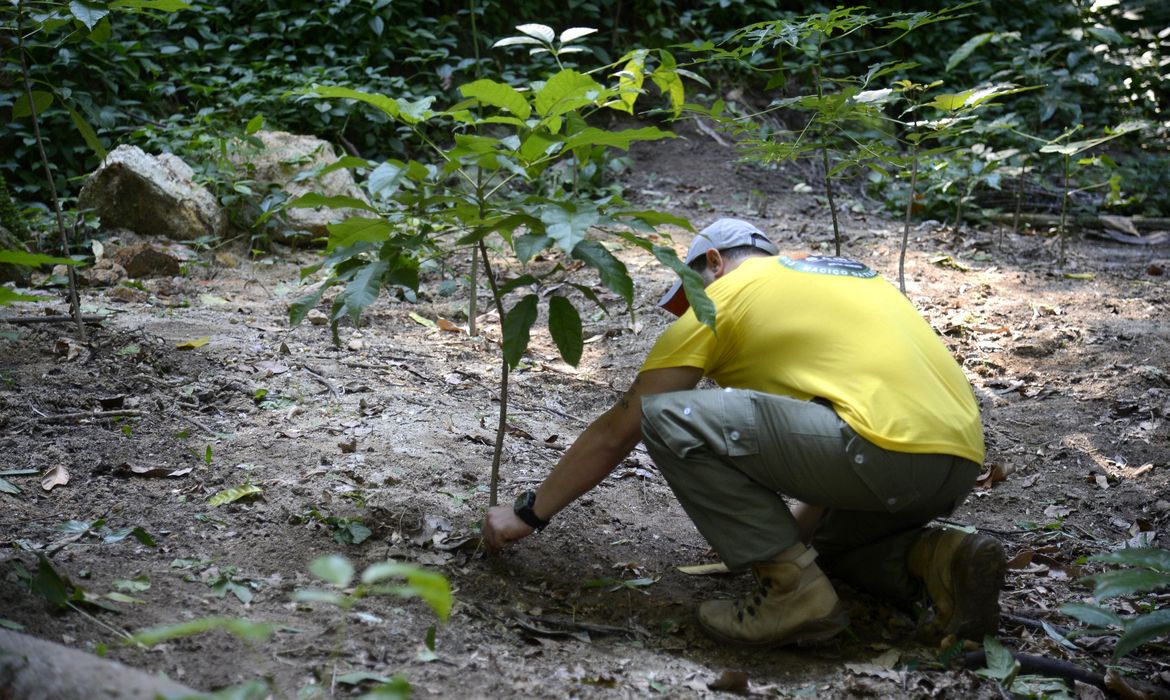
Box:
[705,248,724,276]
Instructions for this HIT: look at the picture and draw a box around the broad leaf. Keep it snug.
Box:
[69,1,110,30]
[131,617,274,646]
[493,36,542,48]
[305,86,401,121]
[535,70,603,118]
[561,126,674,152]
[0,250,79,267]
[1060,602,1123,629]
[12,91,54,119]
[977,636,1020,685]
[368,161,408,198]
[288,193,377,214]
[67,105,106,159]
[289,283,328,327]
[1115,609,1170,658]
[1091,548,1170,573]
[459,79,531,120]
[516,23,555,43]
[560,27,597,43]
[335,259,388,325]
[310,555,354,587]
[946,32,994,72]
[652,245,716,332]
[327,217,393,251]
[571,239,632,307]
[502,294,539,368]
[541,203,598,253]
[613,50,647,114]
[0,288,46,306]
[362,561,453,623]
[547,296,583,366]
[1089,569,1170,600]
[207,483,262,506]
[514,234,553,263]
[109,0,191,10]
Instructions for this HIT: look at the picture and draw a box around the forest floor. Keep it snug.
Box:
[2,123,1169,699]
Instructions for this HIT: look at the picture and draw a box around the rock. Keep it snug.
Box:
[231,131,370,238]
[108,285,147,303]
[0,223,31,285]
[79,145,227,240]
[110,243,181,278]
[307,309,328,326]
[214,251,241,268]
[85,259,127,287]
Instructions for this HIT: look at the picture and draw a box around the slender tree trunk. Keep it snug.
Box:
[477,240,509,507]
[1012,162,1025,236]
[16,0,85,341]
[899,141,920,295]
[466,1,482,337]
[811,63,841,256]
[1058,155,1070,266]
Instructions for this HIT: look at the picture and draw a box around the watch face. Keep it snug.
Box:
[514,491,532,511]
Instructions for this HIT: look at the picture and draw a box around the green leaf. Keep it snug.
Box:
[288,193,377,214]
[66,105,106,159]
[571,239,632,307]
[245,114,264,135]
[1091,548,1170,573]
[104,591,144,604]
[334,259,388,325]
[617,209,693,232]
[535,69,604,118]
[946,32,994,72]
[69,1,110,30]
[131,617,274,646]
[1089,569,1170,600]
[207,483,262,506]
[652,245,716,332]
[502,294,539,369]
[108,0,190,10]
[291,589,348,606]
[289,284,327,327]
[0,477,19,495]
[327,217,393,251]
[978,636,1020,684]
[561,126,674,152]
[514,234,553,263]
[541,203,598,253]
[1115,609,1170,658]
[362,561,453,623]
[32,556,69,608]
[459,79,531,120]
[547,296,583,366]
[310,555,355,587]
[0,288,46,306]
[0,250,76,270]
[1060,602,1123,629]
[368,161,408,198]
[305,86,401,120]
[337,671,394,685]
[10,88,53,119]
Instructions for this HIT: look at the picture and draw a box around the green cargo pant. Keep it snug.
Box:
[641,388,981,603]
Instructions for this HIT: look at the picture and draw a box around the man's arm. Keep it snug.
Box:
[481,366,703,551]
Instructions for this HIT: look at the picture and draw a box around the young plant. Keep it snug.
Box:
[288,26,706,504]
[1061,547,1170,658]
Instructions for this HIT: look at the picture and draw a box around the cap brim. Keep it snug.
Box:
[658,279,689,317]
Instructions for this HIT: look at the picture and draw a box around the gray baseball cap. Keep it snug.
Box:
[658,218,778,316]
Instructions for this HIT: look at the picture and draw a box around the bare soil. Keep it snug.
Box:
[2,123,1168,698]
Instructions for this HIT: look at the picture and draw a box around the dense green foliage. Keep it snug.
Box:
[2,0,1167,225]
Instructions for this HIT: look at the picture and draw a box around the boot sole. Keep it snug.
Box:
[698,603,850,648]
[947,534,1006,640]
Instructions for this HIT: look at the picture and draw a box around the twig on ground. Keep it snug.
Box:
[298,363,340,400]
[31,409,143,424]
[0,315,108,325]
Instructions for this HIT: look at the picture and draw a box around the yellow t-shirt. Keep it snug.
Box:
[641,255,985,464]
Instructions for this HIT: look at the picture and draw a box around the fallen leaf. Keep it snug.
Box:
[176,337,211,350]
[708,670,749,694]
[409,312,436,328]
[113,463,193,478]
[1043,504,1073,519]
[1006,550,1034,569]
[207,483,262,506]
[254,361,289,376]
[0,477,20,495]
[1063,272,1095,280]
[41,465,70,491]
[676,562,731,576]
[1093,473,1110,490]
[975,463,1011,490]
[1021,473,1041,488]
[199,294,229,307]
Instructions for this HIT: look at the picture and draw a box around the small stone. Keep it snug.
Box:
[347,338,364,351]
[307,309,328,326]
[108,285,146,303]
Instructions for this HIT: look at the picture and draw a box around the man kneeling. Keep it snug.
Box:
[482,218,1006,646]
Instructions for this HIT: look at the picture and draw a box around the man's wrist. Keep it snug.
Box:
[513,490,551,531]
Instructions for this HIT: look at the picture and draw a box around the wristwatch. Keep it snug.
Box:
[513,490,550,531]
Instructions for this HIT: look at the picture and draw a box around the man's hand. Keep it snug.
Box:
[482,505,535,552]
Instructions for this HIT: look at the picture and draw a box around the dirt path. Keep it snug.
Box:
[1,128,1167,698]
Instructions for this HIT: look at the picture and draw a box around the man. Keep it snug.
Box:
[482,218,1005,647]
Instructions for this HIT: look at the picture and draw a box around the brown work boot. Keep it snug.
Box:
[697,544,849,646]
[908,526,1006,639]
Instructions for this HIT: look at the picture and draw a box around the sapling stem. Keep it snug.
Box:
[477,240,509,507]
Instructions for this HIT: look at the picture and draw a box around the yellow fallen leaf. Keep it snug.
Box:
[1063,273,1095,280]
[408,312,436,329]
[675,562,730,576]
[437,318,464,333]
[176,336,211,350]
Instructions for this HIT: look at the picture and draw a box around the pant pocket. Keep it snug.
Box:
[843,430,921,513]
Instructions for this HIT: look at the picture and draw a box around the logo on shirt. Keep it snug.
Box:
[778,255,877,278]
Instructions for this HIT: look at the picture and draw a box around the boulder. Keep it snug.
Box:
[79,145,227,241]
[231,131,371,238]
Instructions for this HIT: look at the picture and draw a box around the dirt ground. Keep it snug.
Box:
[2,124,1168,699]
